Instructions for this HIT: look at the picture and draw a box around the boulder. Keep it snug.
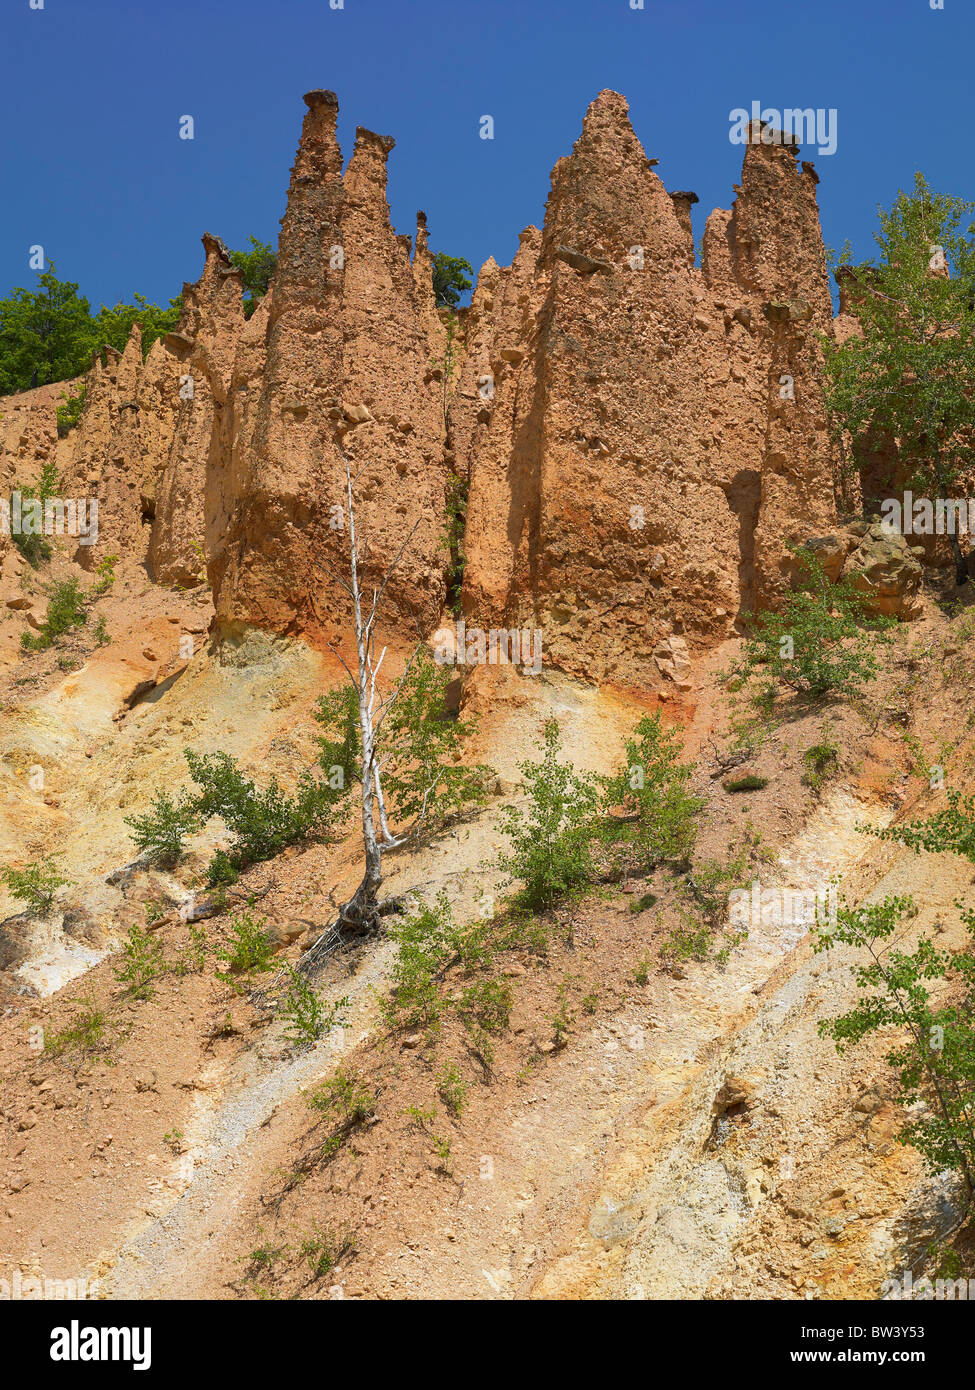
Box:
[845,522,922,619]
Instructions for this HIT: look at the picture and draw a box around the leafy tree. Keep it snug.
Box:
[229,237,277,317]
[599,712,703,871]
[93,293,181,358]
[431,252,473,309]
[728,549,896,702]
[815,894,975,1202]
[0,267,181,393]
[0,269,96,394]
[823,173,975,584]
[868,786,975,862]
[497,719,601,911]
[308,464,492,938]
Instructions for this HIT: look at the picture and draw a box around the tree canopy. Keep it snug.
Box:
[823,173,975,581]
[431,252,473,309]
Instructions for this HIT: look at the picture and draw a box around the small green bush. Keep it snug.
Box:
[124,790,201,866]
[21,578,88,651]
[216,909,274,978]
[114,923,165,1000]
[278,966,347,1047]
[497,719,601,911]
[723,774,768,793]
[1,855,72,915]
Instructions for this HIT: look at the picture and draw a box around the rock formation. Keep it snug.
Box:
[454,94,838,689]
[3,87,906,691]
[209,91,449,644]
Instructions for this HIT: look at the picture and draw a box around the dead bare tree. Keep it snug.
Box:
[299,457,487,969]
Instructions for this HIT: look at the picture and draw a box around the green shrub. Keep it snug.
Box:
[383,891,459,1029]
[216,909,274,978]
[8,460,59,566]
[1,855,72,915]
[184,749,337,876]
[437,1063,468,1117]
[600,712,702,870]
[278,966,347,1047]
[114,923,165,1000]
[815,895,975,1199]
[56,382,86,436]
[723,774,768,793]
[44,994,107,1057]
[498,719,601,910]
[21,578,88,651]
[803,721,841,790]
[299,1225,357,1279]
[728,548,896,703]
[124,790,201,866]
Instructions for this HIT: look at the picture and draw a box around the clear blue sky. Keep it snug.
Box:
[2,0,971,311]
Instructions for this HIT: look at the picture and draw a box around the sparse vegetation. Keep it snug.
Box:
[21,577,88,651]
[727,549,896,703]
[599,712,702,872]
[723,773,768,793]
[816,894,975,1203]
[278,966,347,1047]
[497,719,600,911]
[124,789,201,867]
[113,923,165,1000]
[216,908,275,980]
[1,855,72,915]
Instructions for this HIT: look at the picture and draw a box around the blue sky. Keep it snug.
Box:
[2,0,971,312]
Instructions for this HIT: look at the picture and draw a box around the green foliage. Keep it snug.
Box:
[184,748,337,878]
[92,616,110,646]
[437,1062,468,1117]
[498,719,601,910]
[114,923,165,1000]
[93,293,182,361]
[431,252,473,309]
[228,237,277,317]
[803,720,841,791]
[1,855,72,915]
[9,460,60,566]
[307,1069,376,1126]
[367,646,490,832]
[728,549,895,702]
[458,976,511,1034]
[56,381,86,436]
[278,966,347,1048]
[314,647,490,840]
[298,1225,357,1279]
[314,682,361,795]
[21,578,88,651]
[815,894,975,1196]
[124,789,201,866]
[92,553,118,595]
[0,266,181,393]
[443,474,468,616]
[383,890,459,1029]
[724,774,769,792]
[599,712,702,871]
[44,995,108,1059]
[216,909,274,978]
[0,269,99,394]
[867,787,975,862]
[823,175,975,537]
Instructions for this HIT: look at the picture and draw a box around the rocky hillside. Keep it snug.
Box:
[1,88,972,1306]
